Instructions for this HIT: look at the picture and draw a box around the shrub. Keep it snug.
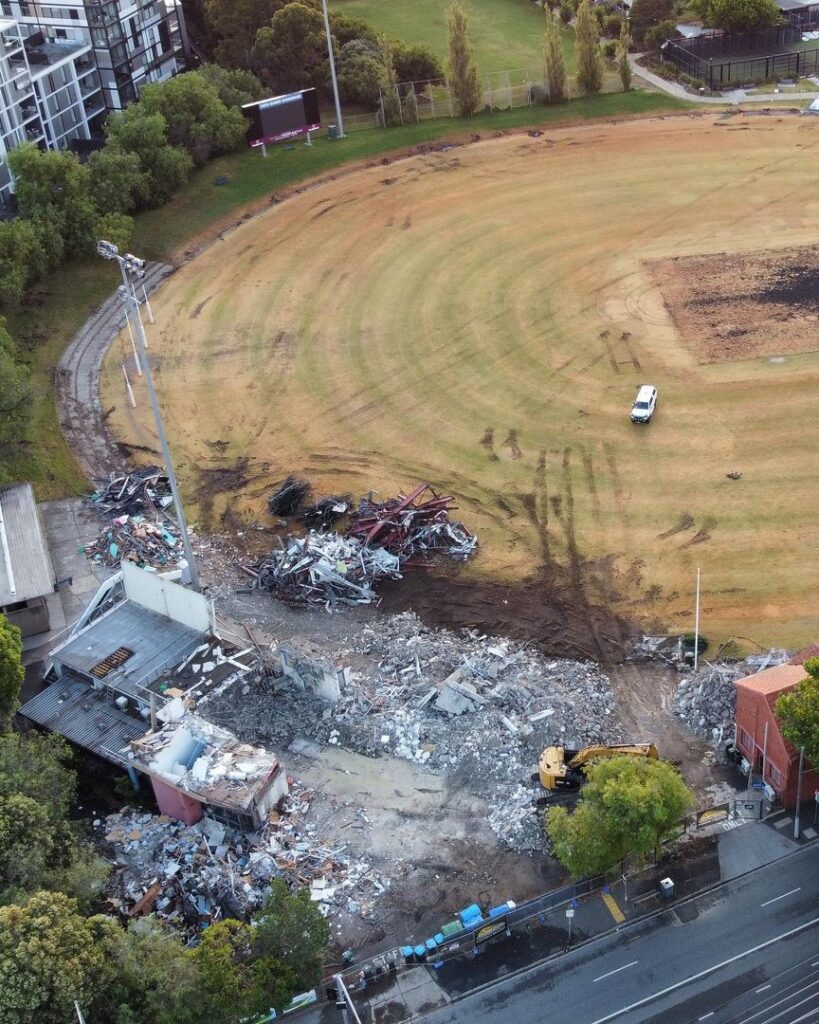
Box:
[603,39,618,59]
[559,2,573,23]
[603,12,623,36]
[644,18,679,51]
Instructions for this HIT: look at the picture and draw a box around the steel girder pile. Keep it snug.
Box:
[89,466,173,517]
[251,483,477,607]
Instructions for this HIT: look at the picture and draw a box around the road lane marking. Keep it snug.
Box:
[812,960,819,967]
[593,961,638,983]
[587,915,819,1024]
[602,892,626,925]
[698,1014,714,1020]
[755,984,771,993]
[760,888,801,908]
[738,979,819,1024]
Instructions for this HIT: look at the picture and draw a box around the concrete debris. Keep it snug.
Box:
[83,514,184,570]
[203,612,622,854]
[101,782,388,940]
[267,475,311,517]
[248,532,402,607]
[88,466,173,517]
[673,649,790,745]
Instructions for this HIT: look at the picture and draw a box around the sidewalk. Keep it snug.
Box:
[629,56,817,105]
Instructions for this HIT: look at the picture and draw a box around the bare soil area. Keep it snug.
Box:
[648,244,819,362]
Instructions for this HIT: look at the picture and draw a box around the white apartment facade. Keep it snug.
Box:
[0,1,187,208]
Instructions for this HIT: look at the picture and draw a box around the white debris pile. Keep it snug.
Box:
[100,782,388,941]
[204,612,623,854]
[673,649,791,744]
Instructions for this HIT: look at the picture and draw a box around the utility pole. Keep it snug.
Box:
[794,744,805,839]
[693,566,701,672]
[97,241,201,591]
[321,0,344,138]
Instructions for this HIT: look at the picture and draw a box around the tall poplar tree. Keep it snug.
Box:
[545,11,568,104]
[447,1,481,117]
[575,0,604,96]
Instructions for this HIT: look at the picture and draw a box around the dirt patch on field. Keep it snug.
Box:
[648,244,819,361]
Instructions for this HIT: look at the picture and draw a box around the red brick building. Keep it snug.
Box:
[734,663,819,809]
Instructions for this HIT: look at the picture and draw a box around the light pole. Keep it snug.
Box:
[321,0,344,138]
[97,241,201,591]
[693,566,701,672]
[794,744,805,839]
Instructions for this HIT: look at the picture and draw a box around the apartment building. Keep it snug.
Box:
[0,1,187,208]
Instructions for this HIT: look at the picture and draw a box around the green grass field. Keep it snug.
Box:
[331,0,576,74]
[101,113,819,649]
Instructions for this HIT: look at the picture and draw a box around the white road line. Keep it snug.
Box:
[587,915,819,1024]
[593,961,638,983]
[761,888,801,908]
[812,961,819,967]
[737,976,819,1023]
[755,984,771,993]
[698,1014,714,1021]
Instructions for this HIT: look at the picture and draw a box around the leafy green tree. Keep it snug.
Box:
[545,11,568,103]
[617,20,632,90]
[776,658,819,771]
[0,334,31,466]
[691,0,781,31]
[0,891,109,1024]
[88,147,149,214]
[0,221,45,308]
[379,35,402,126]
[644,19,679,50]
[393,43,442,84]
[546,755,693,877]
[338,39,383,107]
[629,0,673,46]
[330,11,378,46]
[205,0,287,68]
[197,64,265,109]
[139,73,247,165]
[575,0,604,96]
[0,615,23,732]
[0,731,75,816]
[7,144,99,260]
[253,3,329,94]
[0,795,59,900]
[254,879,330,991]
[447,0,482,117]
[105,108,193,207]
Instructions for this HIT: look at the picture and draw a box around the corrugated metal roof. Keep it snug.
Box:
[20,679,147,767]
[52,600,204,699]
[0,483,54,607]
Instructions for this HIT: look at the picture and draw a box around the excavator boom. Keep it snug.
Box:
[538,742,659,791]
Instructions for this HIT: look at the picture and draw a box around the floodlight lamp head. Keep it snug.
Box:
[97,239,119,260]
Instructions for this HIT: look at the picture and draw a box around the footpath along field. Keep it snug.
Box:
[102,113,819,649]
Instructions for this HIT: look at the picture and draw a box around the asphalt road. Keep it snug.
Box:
[423,843,819,1024]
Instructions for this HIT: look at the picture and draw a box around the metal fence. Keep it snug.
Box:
[662,37,819,87]
[672,23,804,60]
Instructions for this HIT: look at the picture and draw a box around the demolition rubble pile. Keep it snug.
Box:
[205,613,622,854]
[101,782,388,941]
[84,467,189,570]
[673,649,790,744]
[248,484,477,607]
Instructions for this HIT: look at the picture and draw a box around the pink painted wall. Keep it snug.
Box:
[151,777,204,825]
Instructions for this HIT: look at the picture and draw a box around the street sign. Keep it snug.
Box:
[565,908,575,919]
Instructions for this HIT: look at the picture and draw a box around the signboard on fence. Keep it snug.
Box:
[474,918,507,947]
[241,89,320,148]
[695,804,730,828]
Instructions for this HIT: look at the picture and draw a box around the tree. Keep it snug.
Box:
[776,658,819,771]
[0,615,23,731]
[0,337,31,467]
[617,19,632,91]
[644,19,679,50]
[252,3,329,94]
[0,891,109,1024]
[575,0,604,96]
[393,43,442,85]
[629,0,673,46]
[197,64,265,109]
[205,0,287,68]
[447,0,482,117]
[254,879,330,992]
[379,35,402,126]
[0,795,59,900]
[546,755,693,878]
[337,39,383,107]
[7,144,99,260]
[0,221,45,309]
[88,147,149,215]
[330,11,378,46]
[0,732,75,817]
[105,108,193,207]
[545,11,568,103]
[691,0,781,32]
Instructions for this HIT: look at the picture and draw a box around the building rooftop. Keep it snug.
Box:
[21,678,147,767]
[129,714,283,814]
[52,598,203,699]
[0,482,55,607]
[735,662,806,698]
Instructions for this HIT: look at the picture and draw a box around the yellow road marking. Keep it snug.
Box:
[602,892,625,924]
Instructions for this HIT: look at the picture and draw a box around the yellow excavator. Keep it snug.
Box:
[537,743,660,794]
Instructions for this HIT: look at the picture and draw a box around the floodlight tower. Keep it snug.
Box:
[97,241,201,591]
[321,0,344,138]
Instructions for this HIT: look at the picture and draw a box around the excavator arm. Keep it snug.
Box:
[538,743,659,791]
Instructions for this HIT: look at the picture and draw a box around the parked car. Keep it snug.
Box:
[630,385,657,423]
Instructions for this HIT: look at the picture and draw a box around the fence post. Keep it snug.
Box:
[395,84,403,125]
[487,76,493,111]
[411,82,419,123]
[378,87,385,127]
